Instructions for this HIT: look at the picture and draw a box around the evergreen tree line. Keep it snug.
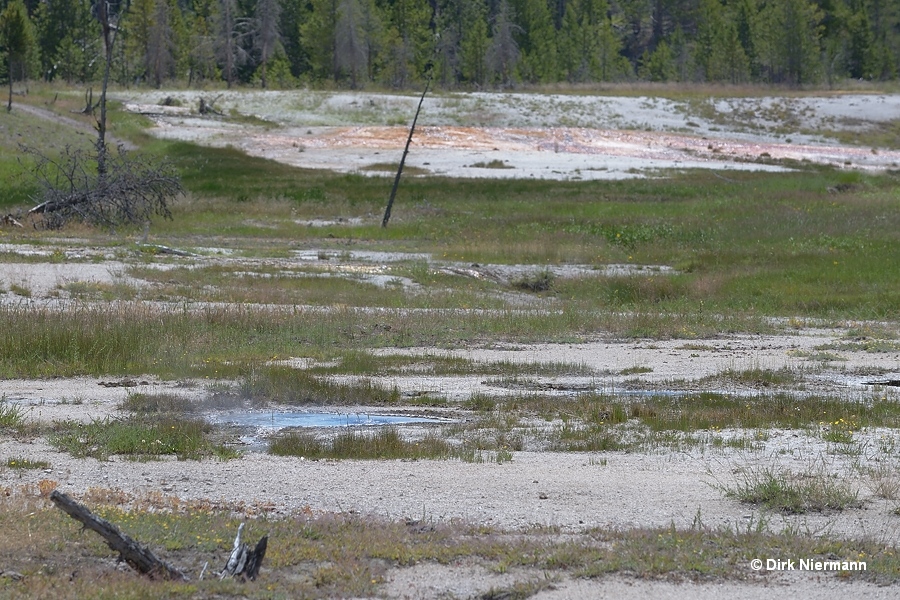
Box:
[1,0,899,91]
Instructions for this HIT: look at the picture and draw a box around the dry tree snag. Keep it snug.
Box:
[49,490,187,580]
[219,522,268,581]
[25,144,182,230]
[382,72,431,228]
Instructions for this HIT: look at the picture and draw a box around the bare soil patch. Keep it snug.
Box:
[118,90,900,180]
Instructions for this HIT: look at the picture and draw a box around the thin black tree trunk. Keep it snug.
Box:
[382,75,431,228]
[96,0,117,179]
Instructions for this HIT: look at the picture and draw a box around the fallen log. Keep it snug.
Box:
[49,490,187,580]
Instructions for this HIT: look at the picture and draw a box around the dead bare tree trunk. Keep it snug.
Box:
[219,522,268,581]
[50,490,187,581]
[81,87,95,115]
[381,73,431,228]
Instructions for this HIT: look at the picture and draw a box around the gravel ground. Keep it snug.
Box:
[4,90,900,597]
[2,325,900,597]
[116,89,900,180]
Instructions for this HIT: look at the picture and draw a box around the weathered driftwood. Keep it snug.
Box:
[1,215,23,228]
[49,490,187,580]
[220,522,268,581]
[198,96,224,116]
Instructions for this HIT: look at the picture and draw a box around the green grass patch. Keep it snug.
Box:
[238,366,401,406]
[360,162,428,175]
[724,465,862,513]
[4,456,50,470]
[48,416,239,461]
[269,428,455,460]
[308,351,598,378]
[511,269,555,292]
[704,366,804,389]
[119,392,197,415]
[458,390,900,453]
[469,159,513,169]
[0,398,26,430]
[0,303,765,379]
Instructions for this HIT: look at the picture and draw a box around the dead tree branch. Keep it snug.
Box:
[1,214,23,228]
[49,490,187,580]
[198,95,224,116]
[24,144,182,230]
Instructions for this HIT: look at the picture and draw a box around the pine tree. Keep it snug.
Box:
[866,0,899,79]
[560,0,623,82]
[187,0,220,83]
[638,38,676,81]
[334,0,367,87]
[845,3,875,79]
[301,0,338,81]
[122,0,154,83]
[253,0,281,87]
[512,0,557,84]
[36,0,99,82]
[433,0,463,86]
[459,0,488,86]
[215,0,250,87]
[147,0,177,87]
[487,0,521,86]
[754,0,823,85]
[0,0,37,111]
[380,0,431,88]
[696,0,749,83]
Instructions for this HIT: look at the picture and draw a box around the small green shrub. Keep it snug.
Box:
[512,270,554,292]
[469,159,513,169]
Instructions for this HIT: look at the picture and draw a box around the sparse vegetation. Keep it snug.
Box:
[724,465,862,514]
[2,89,900,598]
[120,392,196,415]
[0,496,895,599]
[269,428,454,460]
[469,159,513,169]
[0,398,25,430]
[512,269,555,292]
[4,457,49,470]
[48,416,239,461]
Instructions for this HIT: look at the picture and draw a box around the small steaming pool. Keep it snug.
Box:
[211,410,449,430]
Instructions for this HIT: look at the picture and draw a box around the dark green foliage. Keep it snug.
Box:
[16,0,900,88]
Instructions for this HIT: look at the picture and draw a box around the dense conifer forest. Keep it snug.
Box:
[1,0,898,91]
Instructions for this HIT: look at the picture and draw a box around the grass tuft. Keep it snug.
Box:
[724,465,861,513]
[120,392,196,414]
[239,366,401,406]
[48,416,239,461]
[269,428,453,460]
[512,269,555,292]
[5,457,50,470]
[0,398,26,430]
